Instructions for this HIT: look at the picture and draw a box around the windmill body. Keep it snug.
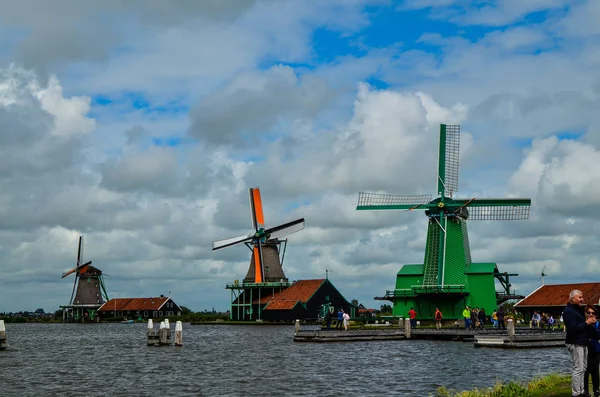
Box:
[59,236,109,322]
[357,124,531,320]
[213,187,305,321]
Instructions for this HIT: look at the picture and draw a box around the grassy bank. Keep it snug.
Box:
[435,373,572,397]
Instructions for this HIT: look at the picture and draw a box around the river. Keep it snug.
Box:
[0,323,569,396]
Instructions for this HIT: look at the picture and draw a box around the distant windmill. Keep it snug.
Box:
[60,236,109,322]
[213,187,306,321]
[539,265,548,285]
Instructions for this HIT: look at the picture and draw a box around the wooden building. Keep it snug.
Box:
[248,278,356,322]
[97,296,182,320]
[515,282,600,320]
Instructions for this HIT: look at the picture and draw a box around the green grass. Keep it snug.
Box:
[434,374,572,397]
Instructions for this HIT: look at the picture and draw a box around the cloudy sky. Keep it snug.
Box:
[1,0,599,313]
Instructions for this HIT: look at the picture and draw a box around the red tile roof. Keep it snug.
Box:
[258,279,326,311]
[97,297,171,312]
[255,279,325,305]
[516,283,600,307]
[264,300,300,310]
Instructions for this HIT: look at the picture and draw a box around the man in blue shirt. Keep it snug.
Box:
[564,289,597,397]
[336,309,344,330]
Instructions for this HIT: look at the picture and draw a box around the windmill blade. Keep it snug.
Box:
[356,192,432,210]
[249,187,265,231]
[253,245,264,283]
[437,124,460,197]
[265,218,305,240]
[212,233,254,251]
[454,198,531,220]
[77,236,84,267]
[69,275,77,305]
[62,267,79,279]
[61,260,93,278]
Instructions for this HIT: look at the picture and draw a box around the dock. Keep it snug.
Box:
[294,319,566,348]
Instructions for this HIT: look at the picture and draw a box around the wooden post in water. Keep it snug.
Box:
[164,319,171,344]
[147,319,159,346]
[0,320,7,350]
[507,319,515,341]
[159,321,169,345]
[174,321,183,346]
[404,318,412,339]
[295,319,300,333]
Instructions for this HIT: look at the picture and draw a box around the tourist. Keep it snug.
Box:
[434,308,443,330]
[548,315,555,330]
[408,307,417,329]
[343,311,350,331]
[470,308,478,330]
[584,306,600,397]
[497,306,506,330]
[531,311,541,329]
[492,310,498,328]
[477,308,487,330]
[325,307,333,330]
[336,308,343,329]
[462,306,471,330]
[563,289,597,397]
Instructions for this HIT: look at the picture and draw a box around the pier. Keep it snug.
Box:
[294,319,566,348]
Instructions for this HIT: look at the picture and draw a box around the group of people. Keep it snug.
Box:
[461,306,506,330]
[325,307,350,331]
[564,289,600,397]
[529,311,558,330]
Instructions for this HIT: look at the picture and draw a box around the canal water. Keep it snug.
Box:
[1,323,569,396]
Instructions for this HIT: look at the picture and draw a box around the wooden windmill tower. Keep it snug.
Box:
[357,124,531,319]
[60,236,109,322]
[213,187,305,321]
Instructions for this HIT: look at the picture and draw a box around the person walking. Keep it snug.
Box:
[462,306,471,330]
[477,308,487,330]
[563,289,597,397]
[408,307,417,329]
[343,311,350,331]
[497,306,506,330]
[336,308,344,330]
[434,308,443,330]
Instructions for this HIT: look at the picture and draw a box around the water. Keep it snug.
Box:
[1,323,570,396]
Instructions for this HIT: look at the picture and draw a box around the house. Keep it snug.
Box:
[357,304,376,318]
[250,278,357,322]
[515,282,600,320]
[97,295,182,319]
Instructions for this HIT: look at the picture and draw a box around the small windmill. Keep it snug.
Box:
[357,124,531,318]
[214,187,305,320]
[213,187,305,283]
[61,236,109,321]
[539,265,548,285]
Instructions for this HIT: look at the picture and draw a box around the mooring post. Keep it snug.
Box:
[164,319,171,344]
[398,318,402,328]
[507,319,515,341]
[175,321,183,346]
[295,319,300,333]
[404,318,412,339]
[0,320,7,350]
[147,319,159,346]
[159,321,168,345]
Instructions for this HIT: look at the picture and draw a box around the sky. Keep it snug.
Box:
[1,0,600,313]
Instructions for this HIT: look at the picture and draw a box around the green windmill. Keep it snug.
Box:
[357,124,531,320]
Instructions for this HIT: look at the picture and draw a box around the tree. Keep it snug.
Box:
[351,299,359,307]
[180,306,192,315]
[380,304,392,314]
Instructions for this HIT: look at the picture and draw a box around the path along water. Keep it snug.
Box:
[0,323,569,396]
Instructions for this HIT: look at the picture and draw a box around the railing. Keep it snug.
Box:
[225,281,292,289]
[376,285,468,299]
